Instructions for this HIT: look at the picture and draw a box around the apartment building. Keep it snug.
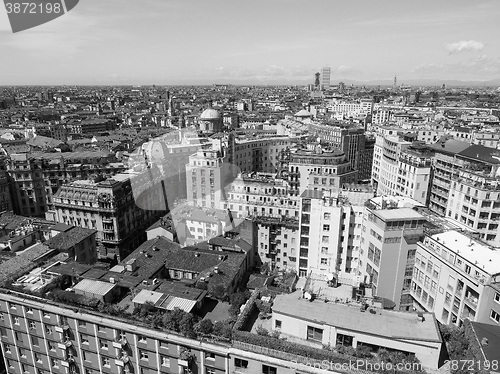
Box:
[225,173,299,220]
[271,292,442,369]
[186,149,231,210]
[255,216,299,271]
[297,188,371,278]
[412,230,500,327]
[66,118,116,135]
[359,197,427,310]
[47,172,165,261]
[288,147,357,196]
[0,171,11,212]
[309,124,374,181]
[6,152,126,217]
[395,144,433,205]
[371,134,412,197]
[229,134,293,174]
[427,139,471,216]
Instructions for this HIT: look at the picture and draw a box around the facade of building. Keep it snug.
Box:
[359,198,426,310]
[395,144,433,205]
[186,149,229,210]
[288,147,357,196]
[412,230,500,327]
[320,66,331,90]
[271,292,442,369]
[47,173,165,260]
[6,152,126,217]
[371,134,412,197]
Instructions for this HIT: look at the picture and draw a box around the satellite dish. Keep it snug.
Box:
[304,292,312,300]
[327,273,334,281]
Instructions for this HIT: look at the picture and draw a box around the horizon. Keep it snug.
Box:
[1,0,500,85]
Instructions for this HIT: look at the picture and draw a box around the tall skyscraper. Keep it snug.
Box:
[321,66,331,89]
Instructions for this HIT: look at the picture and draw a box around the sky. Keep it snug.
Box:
[0,0,499,85]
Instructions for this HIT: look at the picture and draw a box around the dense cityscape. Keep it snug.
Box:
[0,78,499,374]
[1,0,500,373]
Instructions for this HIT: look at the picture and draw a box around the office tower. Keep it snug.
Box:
[321,66,331,90]
[412,230,500,327]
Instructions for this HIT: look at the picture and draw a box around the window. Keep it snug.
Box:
[495,293,500,304]
[138,335,147,343]
[4,344,11,353]
[45,326,52,335]
[275,320,282,329]
[25,307,33,314]
[51,358,58,368]
[323,224,330,231]
[235,358,248,368]
[13,316,20,325]
[43,312,50,319]
[161,356,170,367]
[320,258,327,265]
[31,336,39,346]
[85,369,92,374]
[206,352,215,360]
[262,365,277,374]
[307,326,323,342]
[34,353,42,363]
[99,340,108,349]
[78,320,86,327]
[97,325,104,332]
[206,369,216,374]
[491,310,500,323]
[139,350,149,360]
[29,321,36,330]
[102,357,110,367]
[80,334,89,344]
[322,236,329,243]
[48,342,55,351]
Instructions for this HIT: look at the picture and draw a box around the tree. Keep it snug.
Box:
[194,319,213,335]
[255,325,269,336]
[179,313,197,338]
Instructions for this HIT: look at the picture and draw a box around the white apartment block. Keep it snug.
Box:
[412,230,500,327]
[359,198,426,310]
[372,134,412,197]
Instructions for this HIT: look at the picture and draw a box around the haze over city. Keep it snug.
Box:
[1,0,500,85]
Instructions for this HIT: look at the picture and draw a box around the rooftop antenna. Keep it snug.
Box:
[394,75,397,87]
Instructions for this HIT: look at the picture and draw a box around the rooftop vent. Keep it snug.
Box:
[195,253,200,257]
[481,337,489,346]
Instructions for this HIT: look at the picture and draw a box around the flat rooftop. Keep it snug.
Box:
[430,230,500,275]
[374,208,425,221]
[273,292,441,343]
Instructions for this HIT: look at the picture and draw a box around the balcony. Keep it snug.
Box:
[115,354,130,366]
[113,337,128,349]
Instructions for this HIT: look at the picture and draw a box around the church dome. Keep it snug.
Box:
[200,108,221,120]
